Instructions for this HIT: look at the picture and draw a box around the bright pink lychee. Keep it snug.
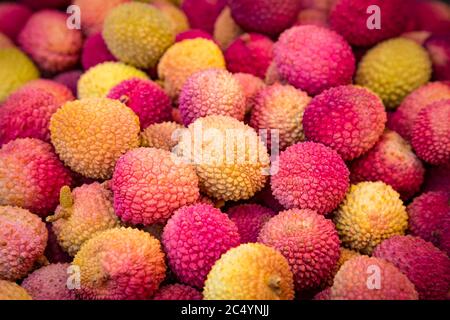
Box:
[303,85,386,161]
[274,25,355,96]
[0,88,64,146]
[388,82,450,142]
[411,99,450,165]
[271,142,350,215]
[329,0,408,46]
[259,209,340,291]
[228,0,303,36]
[350,130,425,200]
[225,33,273,79]
[373,235,450,300]
[0,3,31,42]
[407,192,450,256]
[162,204,240,288]
[107,78,172,129]
[0,138,73,217]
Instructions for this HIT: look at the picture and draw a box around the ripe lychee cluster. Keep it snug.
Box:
[1,0,449,302]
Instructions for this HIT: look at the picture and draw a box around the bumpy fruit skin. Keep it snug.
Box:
[181,0,226,34]
[423,164,450,194]
[50,98,141,179]
[303,85,386,161]
[271,142,349,215]
[0,206,48,281]
[228,0,302,36]
[411,99,450,165]
[108,78,172,129]
[140,122,183,151]
[0,281,31,300]
[227,204,276,243]
[81,33,117,70]
[350,130,425,200]
[259,209,340,291]
[152,284,202,300]
[176,29,213,42]
[203,243,294,300]
[157,38,225,99]
[0,47,39,103]
[330,256,418,300]
[0,3,31,41]
[162,204,240,288]
[356,38,432,109]
[388,82,450,142]
[77,62,149,99]
[425,35,450,81]
[176,115,270,201]
[112,148,200,226]
[0,139,73,216]
[233,72,265,113]
[53,70,83,97]
[0,89,59,146]
[374,235,450,300]
[73,0,131,36]
[18,10,83,73]
[73,227,166,300]
[225,33,273,79]
[334,182,408,254]
[20,79,75,106]
[408,192,450,256]
[0,81,74,146]
[329,0,407,47]
[250,84,311,150]
[274,25,355,96]
[179,69,246,125]
[47,183,120,256]
[21,263,76,300]
[103,3,174,69]
[213,7,243,50]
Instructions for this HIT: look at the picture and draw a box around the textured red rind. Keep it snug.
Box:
[258,209,340,291]
[274,26,355,96]
[271,142,350,215]
[373,235,450,300]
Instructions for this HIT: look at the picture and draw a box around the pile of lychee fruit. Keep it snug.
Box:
[0,0,449,301]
